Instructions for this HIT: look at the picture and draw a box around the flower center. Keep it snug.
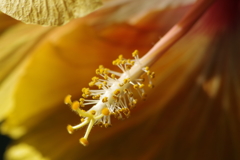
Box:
[65,50,155,146]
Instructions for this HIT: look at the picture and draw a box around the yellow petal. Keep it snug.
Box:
[4,143,50,160]
[0,24,52,123]
[0,0,102,26]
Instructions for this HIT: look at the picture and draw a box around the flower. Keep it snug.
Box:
[1,0,240,159]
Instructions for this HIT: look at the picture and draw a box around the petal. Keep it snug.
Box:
[4,143,49,160]
[0,24,52,124]
[0,0,103,26]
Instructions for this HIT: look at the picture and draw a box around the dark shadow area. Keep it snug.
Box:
[0,134,11,160]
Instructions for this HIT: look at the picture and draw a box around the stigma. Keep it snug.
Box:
[65,50,155,146]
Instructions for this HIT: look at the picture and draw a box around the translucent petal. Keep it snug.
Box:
[0,0,102,26]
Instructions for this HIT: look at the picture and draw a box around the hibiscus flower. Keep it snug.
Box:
[0,0,239,159]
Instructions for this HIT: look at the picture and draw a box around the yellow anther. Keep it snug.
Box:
[139,84,144,88]
[118,55,123,60]
[133,84,139,89]
[90,110,96,115]
[147,71,151,75]
[67,125,74,134]
[113,89,121,96]
[123,78,130,84]
[92,76,99,81]
[112,95,119,101]
[104,75,108,80]
[103,68,109,74]
[103,81,108,86]
[145,66,150,71]
[79,101,85,107]
[132,50,138,57]
[118,83,124,87]
[127,59,135,65]
[102,108,110,116]
[102,97,108,103]
[80,138,89,146]
[82,94,87,98]
[125,65,131,70]
[64,95,72,105]
[128,92,133,97]
[116,60,121,65]
[79,98,85,102]
[99,69,104,74]
[98,84,103,89]
[150,72,155,78]
[111,74,116,79]
[99,65,104,69]
[89,81,95,87]
[81,118,85,122]
[121,60,127,64]
[148,84,154,88]
[104,123,112,128]
[124,89,128,93]
[82,88,89,93]
[92,94,100,99]
[71,101,80,111]
[133,99,137,104]
[95,69,100,75]
[112,60,117,65]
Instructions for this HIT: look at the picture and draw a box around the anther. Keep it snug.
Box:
[102,97,108,103]
[90,110,96,115]
[104,123,112,128]
[79,98,85,102]
[133,99,137,105]
[102,108,110,116]
[150,72,155,78]
[71,101,80,111]
[139,84,144,88]
[133,84,139,89]
[148,84,154,88]
[67,125,74,134]
[64,95,72,105]
[89,81,95,87]
[144,66,150,71]
[113,89,121,96]
[132,50,138,57]
[111,74,116,79]
[80,138,89,146]
[118,55,123,59]
[123,78,130,84]
[79,101,85,107]
[98,84,103,89]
